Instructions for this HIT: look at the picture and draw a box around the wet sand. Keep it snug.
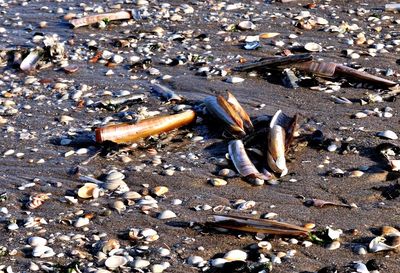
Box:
[0,0,400,272]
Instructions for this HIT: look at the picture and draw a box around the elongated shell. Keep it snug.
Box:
[210,214,310,236]
[204,96,245,138]
[20,49,44,72]
[335,64,396,87]
[226,92,253,133]
[69,11,132,28]
[151,84,182,102]
[96,110,196,144]
[228,140,270,185]
[292,61,336,77]
[267,110,288,176]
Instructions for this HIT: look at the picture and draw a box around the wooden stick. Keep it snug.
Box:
[69,11,132,28]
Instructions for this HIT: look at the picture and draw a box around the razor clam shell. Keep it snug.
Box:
[226,92,253,133]
[267,124,288,176]
[151,84,182,102]
[228,140,270,181]
[204,96,245,137]
[20,49,44,72]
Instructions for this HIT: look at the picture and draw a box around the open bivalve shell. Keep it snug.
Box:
[369,232,400,252]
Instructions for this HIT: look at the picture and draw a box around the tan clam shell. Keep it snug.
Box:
[77,183,98,199]
[105,255,128,269]
[259,32,280,39]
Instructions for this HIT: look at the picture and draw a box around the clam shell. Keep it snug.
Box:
[153,186,169,197]
[32,245,55,258]
[158,210,177,220]
[377,130,398,140]
[209,178,227,186]
[105,255,128,269]
[106,171,125,182]
[123,191,142,200]
[74,217,90,228]
[78,183,98,199]
[103,180,124,191]
[369,234,400,252]
[304,42,322,52]
[20,49,44,71]
[133,259,150,269]
[224,249,247,261]
[187,256,204,266]
[259,32,280,39]
[238,21,256,30]
[28,236,47,247]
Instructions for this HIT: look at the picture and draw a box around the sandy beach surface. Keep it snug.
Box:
[0,0,400,272]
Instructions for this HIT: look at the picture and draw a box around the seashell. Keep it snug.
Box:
[74,217,90,228]
[7,223,19,231]
[63,64,79,74]
[223,249,247,261]
[27,193,50,209]
[259,32,280,39]
[257,241,272,250]
[377,130,398,140]
[238,21,256,30]
[210,258,228,268]
[111,200,126,214]
[237,200,256,210]
[20,49,44,72]
[226,76,244,84]
[158,247,170,257]
[229,140,269,185]
[327,227,343,240]
[218,168,236,178]
[267,110,288,176]
[133,259,150,269]
[123,191,142,200]
[27,237,47,247]
[153,186,169,197]
[102,239,120,253]
[316,17,329,25]
[103,180,123,191]
[105,255,128,269]
[158,210,177,220]
[77,183,98,199]
[187,256,204,266]
[244,41,260,50]
[304,42,322,52]
[106,171,125,182]
[209,178,227,186]
[326,241,341,250]
[353,262,369,273]
[369,233,400,252]
[381,226,400,236]
[32,245,55,258]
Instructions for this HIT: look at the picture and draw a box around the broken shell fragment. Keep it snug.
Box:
[259,32,280,39]
[238,21,256,30]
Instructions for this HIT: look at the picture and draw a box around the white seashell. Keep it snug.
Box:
[74,217,90,228]
[226,76,245,84]
[141,228,158,238]
[151,264,165,273]
[77,183,98,199]
[354,262,369,273]
[210,258,228,268]
[103,180,123,191]
[237,200,256,210]
[327,227,343,240]
[316,17,329,25]
[158,210,177,220]
[133,259,150,269]
[258,241,272,250]
[111,200,126,214]
[238,21,256,30]
[32,245,55,258]
[20,49,44,71]
[326,241,341,250]
[304,42,322,52]
[7,223,19,231]
[153,186,169,196]
[105,255,128,269]
[369,234,400,252]
[223,249,247,261]
[28,237,47,247]
[218,168,236,178]
[158,247,171,257]
[209,178,227,186]
[106,171,125,182]
[187,256,204,266]
[377,130,398,140]
[123,191,142,200]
